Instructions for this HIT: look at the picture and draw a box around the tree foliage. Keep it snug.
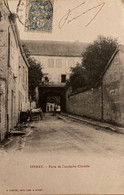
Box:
[28,57,43,100]
[22,44,43,100]
[69,63,86,91]
[69,36,118,91]
[82,36,118,87]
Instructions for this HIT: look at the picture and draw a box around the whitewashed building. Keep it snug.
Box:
[23,40,88,86]
[22,40,88,112]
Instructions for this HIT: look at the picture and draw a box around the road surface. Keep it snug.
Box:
[1,113,124,157]
[0,113,124,194]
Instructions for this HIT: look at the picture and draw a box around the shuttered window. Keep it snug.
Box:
[48,58,54,68]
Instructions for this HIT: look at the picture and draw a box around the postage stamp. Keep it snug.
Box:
[25,0,54,32]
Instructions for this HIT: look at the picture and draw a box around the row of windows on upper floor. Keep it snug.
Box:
[43,74,67,84]
[47,58,75,68]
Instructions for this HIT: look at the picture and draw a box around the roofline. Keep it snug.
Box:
[101,48,119,80]
[9,14,30,68]
[30,54,82,57]
[22,40,89,45]
[22,40,89,57]
[8,16,19,48]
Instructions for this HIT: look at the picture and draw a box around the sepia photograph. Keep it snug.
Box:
[0,0,124,194]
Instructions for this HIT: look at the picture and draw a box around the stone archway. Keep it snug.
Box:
[38,86,66,112]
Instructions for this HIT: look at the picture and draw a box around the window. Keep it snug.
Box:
[68,59,75,69]
[48,58,54,68]
[11,41,14,58]
[61,74,66,83]
[25,96,27,103]
[0,12,2,21]
[45,76,49,82]
[56,59,62,68]
[0,94,1,123]
[10,41,14,69]
[23,66,24,82]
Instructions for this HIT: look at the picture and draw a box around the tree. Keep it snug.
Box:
[28,57,43,100]
[82,36,118,87]
[22,44,43,100]
[68,36,118,91]
[69,63,86,91]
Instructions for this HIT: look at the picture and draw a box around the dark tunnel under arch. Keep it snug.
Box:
[38,86,66,112]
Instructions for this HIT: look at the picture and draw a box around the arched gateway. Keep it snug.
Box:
[22,40,88,113]
[38,85,66,113]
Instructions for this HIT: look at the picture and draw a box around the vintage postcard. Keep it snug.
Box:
[0,0,124,194]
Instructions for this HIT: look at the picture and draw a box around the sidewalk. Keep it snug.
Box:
[60,113,124,134]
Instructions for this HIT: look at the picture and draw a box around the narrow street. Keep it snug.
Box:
[1,113,124,157]
[1,1,124,194]
[0,114,124,194]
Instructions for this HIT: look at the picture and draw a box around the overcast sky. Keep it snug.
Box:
[9,0,124,44]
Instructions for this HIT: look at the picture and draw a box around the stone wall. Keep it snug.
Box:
[67,46,124,126]
[103,46,124,126]
[67,87,102,120]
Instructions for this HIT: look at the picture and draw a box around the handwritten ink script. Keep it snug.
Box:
[58,1,105,29]
[4,0,105,29]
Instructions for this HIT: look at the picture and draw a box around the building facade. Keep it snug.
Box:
[23,40,88,86]
[36,55,82,86]
[23,40,88,111]
[0,2,29,141]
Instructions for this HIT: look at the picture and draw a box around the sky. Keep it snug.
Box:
[9,0,124,44]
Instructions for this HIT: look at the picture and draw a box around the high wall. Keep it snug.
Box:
[66,46,124,126]
[103,46,124,126]
[67,87,102,120]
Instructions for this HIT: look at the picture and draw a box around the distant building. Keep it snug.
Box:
[22,40,88,111]
[0,2,29,141]
[22,40,88,86]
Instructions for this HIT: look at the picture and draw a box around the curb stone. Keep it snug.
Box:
[60,113,124,134]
